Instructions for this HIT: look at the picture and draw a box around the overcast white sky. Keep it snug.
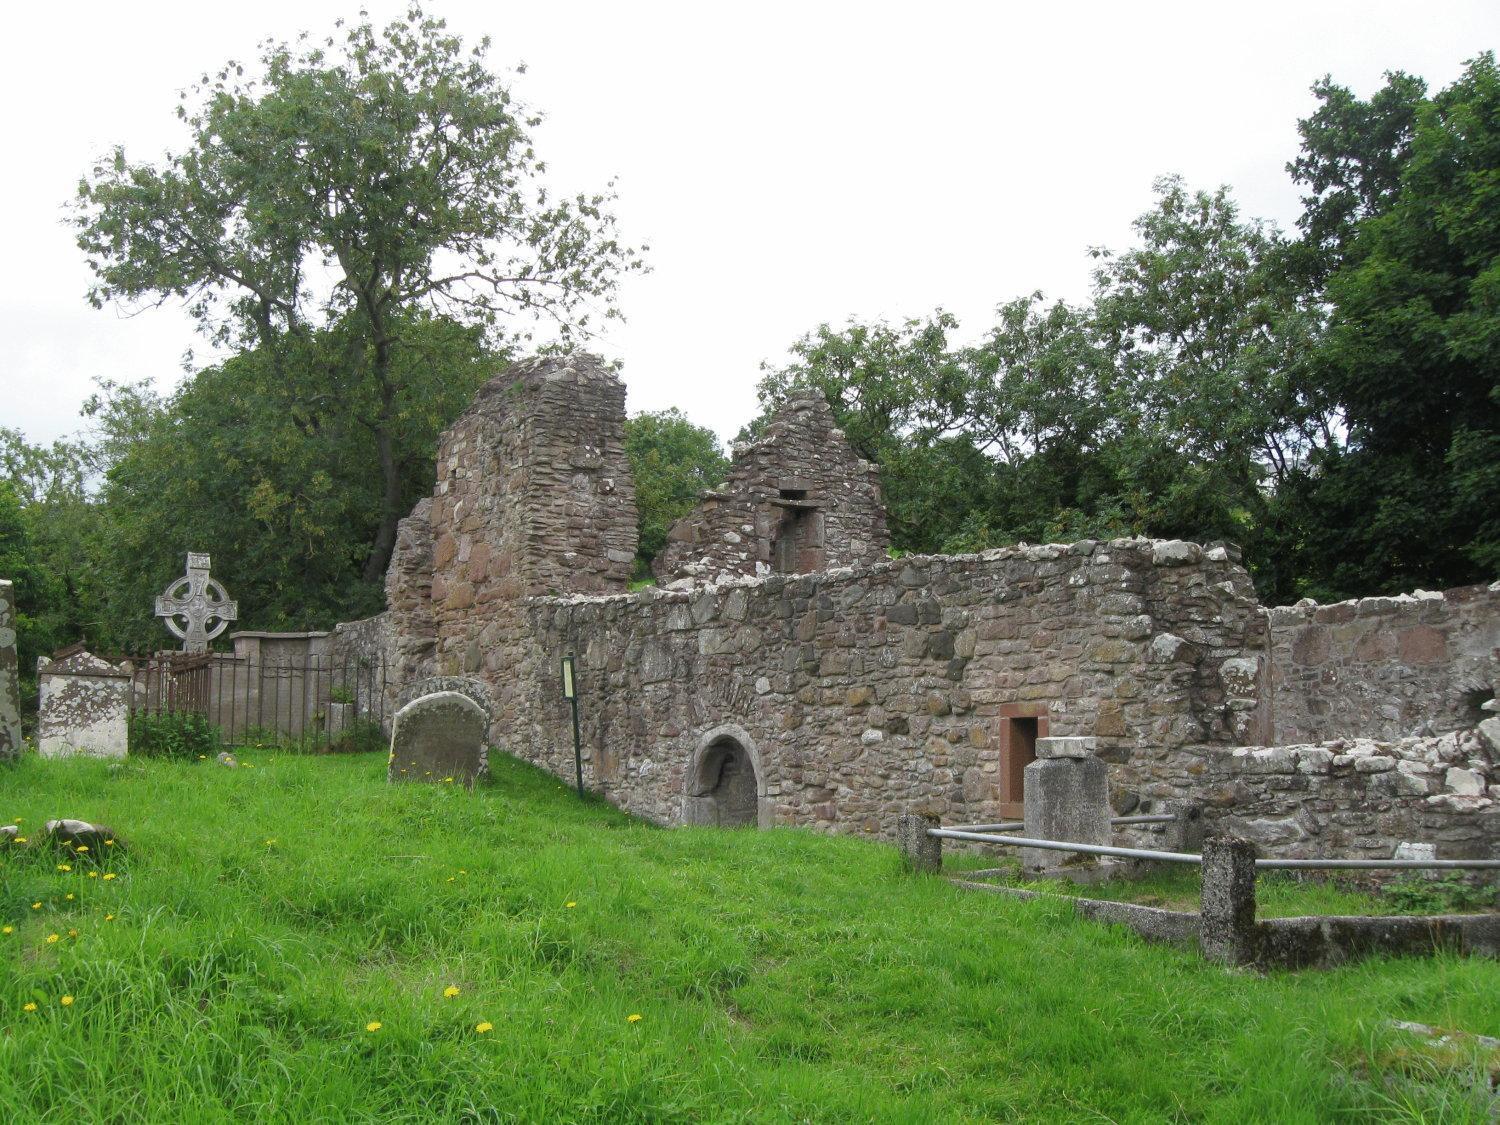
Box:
[2,1,1496,448]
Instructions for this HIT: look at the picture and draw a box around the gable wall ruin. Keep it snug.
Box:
[332,355,1498,862]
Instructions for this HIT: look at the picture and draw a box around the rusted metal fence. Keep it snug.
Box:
[130,651,387,751]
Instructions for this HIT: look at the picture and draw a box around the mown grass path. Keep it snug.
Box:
[1,753,1496,1121]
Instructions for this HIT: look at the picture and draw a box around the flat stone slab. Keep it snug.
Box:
[388,691,488,788]
[1035,736,1096,760]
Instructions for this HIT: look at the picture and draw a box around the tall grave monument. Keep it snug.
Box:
[0,580,21,762]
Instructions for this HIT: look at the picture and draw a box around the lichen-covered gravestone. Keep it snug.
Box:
[387,691,488,787]
[37,650,131,759]
[0,580,20,762]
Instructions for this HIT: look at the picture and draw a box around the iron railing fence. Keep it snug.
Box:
[129,651,387,752]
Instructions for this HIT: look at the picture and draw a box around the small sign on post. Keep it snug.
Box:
[562,655,584,798]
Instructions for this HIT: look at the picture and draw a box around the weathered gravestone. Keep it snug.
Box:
[1022,736,1111,876]
[388,691,488,787]
[37,649,131,759]
[0,580,20,762]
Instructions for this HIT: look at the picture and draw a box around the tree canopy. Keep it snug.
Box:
[73,6,644,582]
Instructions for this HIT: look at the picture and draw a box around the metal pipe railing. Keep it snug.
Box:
[1110,814,1178,825]
[1257,857,1500,870]
[929,828,1203,864]
[928,827,1500,871]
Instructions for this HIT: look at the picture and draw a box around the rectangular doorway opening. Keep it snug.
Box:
[999,706,1048,817]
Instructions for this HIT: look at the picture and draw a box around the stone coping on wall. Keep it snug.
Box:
[531,536,1255,608]
[1266,580,1500,625]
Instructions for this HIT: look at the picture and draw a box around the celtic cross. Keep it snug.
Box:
[155,553,238,652]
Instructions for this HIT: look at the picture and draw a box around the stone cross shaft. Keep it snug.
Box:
[155,553,237,652]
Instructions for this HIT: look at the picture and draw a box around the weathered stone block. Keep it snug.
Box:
[896,812,941,873]
[1199,836,1258,966]
[1022,754,1109,874]
[37,651,130,760]
[1035,736,1095,760]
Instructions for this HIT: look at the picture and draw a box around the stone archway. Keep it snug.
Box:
[683,724,766,828]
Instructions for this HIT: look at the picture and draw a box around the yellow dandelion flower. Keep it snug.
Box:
[443,776,454,783]
[1,925,12,934]
[365,1021,382,1033]
[104,914,115,922]
[30,902,40,910]
[565,901,577,908]
[22,1002,36,1012]
[87,871,98,879]
[75,845,88,853]
[46,933,59,944]
[458,869,466,875]
[60,996,73,1006]
[64,893,74,901]
[14,836,26,844]
[57,864,71,872]
[264,839,277,846]
[444,985,460,998]
[104,840,114,847]
[103,873,117,881]
[446,876,455,883]
[67,929,78,938]
[627,1013,642,1023]
[475,1021,494,1033]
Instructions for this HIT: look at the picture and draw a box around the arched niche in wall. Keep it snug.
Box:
[683,724,768,828]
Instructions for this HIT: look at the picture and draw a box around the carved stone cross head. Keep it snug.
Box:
[155,552,238,652]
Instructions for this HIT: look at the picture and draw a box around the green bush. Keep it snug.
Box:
[1383,873,1498,914]
[127,711,221,759]
[326,718,386,755]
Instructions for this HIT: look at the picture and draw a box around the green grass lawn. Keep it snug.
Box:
[1,752,1497,1122]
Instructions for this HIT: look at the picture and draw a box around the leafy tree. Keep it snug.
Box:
[73,6,644,582]
[1294,52,1500,593]
[623,410,729,577]
[84,315,492,652]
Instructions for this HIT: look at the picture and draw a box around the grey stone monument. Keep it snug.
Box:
[37,650,131,759]
[155,553,238,652]
[1021,736,1111,876]
[0,580,20,763]
[388,691,488,787]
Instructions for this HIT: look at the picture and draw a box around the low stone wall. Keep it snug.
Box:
[1198,732,1499,860]
[498,539,1266,836]
[1268,583,1500,743]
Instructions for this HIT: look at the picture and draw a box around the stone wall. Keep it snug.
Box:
[497,540,1265,835]
[1185,733,1497,861]
[1268,583,1500,743]
[0,580,19,762]
[326,352,1499,864]
[654,394,888,586]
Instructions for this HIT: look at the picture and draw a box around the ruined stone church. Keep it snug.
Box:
[332,354,1499,862]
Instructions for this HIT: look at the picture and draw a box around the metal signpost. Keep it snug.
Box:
[561,655,584,798]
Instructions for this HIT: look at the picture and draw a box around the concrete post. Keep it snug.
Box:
[896,813,942,873]
[1163,800,1206,854]
[1199,836,1259,966]
[0,580,20,763]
